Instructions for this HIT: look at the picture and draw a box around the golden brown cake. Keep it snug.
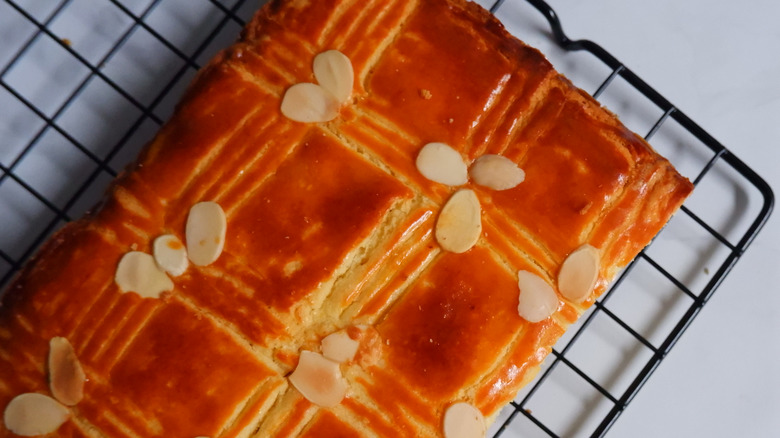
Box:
[0,0,692,436]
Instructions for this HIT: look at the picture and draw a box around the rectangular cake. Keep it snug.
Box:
[0,0,692,437]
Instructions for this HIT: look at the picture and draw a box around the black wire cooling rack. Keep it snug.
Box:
[0,0,774,437]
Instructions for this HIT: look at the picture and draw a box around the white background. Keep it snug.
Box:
[1,0,778,436]
[526,1,780,437]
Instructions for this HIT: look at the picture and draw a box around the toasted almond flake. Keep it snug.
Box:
[281,82,340,123]
[186,202,227,267]
[443,402,486,438]
[3,393,70,436]
[416,142,468,186]
[153,234,189,277]
[283,260,303,277]
[115,251,173,298]
[469,154,525,190]
[288,351,347,407]
[435,189,481,253]
[558,244,601,302]
[321,331,359,363]
[48,337,85,406]
[313,50,353,104]
[517,270,559,323]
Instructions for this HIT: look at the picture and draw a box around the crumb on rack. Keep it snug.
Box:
[419,89,432,99]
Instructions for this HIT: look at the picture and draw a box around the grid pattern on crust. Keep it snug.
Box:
[0,0,772,437]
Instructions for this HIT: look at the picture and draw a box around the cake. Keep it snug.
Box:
[0,0,692,436]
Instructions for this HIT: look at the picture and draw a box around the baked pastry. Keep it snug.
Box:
[0,0,692,436]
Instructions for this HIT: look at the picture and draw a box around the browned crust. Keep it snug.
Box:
[0,1,691,436]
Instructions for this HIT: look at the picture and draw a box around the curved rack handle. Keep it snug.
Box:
[488,1,774,437]
[522,0,773,250]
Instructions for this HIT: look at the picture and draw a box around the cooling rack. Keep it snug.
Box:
[0,0,773,437]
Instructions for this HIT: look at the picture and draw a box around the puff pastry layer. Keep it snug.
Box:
[0,0,692,436]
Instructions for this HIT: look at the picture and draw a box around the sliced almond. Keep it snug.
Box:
[153,234,189,277]
[443,402,486,438]
[558,244,601,302]
[186,201,227,267]
[435,189,481,253]
[321,331,359,363]
[115,251,173,298]
[281,82,340,123]
[288,351,347,407]
[313,50,353,104]
[415,142,469,186]
[469,154,525,190]
[48,337,85,406]
[3,393,70,436]
[517,270,558,323]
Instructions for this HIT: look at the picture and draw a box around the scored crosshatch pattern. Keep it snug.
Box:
[0,1,773,438]
[481,1,774,437]
[0,0,258,288]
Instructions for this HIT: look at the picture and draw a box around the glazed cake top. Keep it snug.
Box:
[0,0,691,437]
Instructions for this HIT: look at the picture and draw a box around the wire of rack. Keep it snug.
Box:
[487,1,774,437]
[0,0,773,437]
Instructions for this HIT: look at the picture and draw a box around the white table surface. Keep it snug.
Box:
[534,1,780,437]
[1,1,778,437]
